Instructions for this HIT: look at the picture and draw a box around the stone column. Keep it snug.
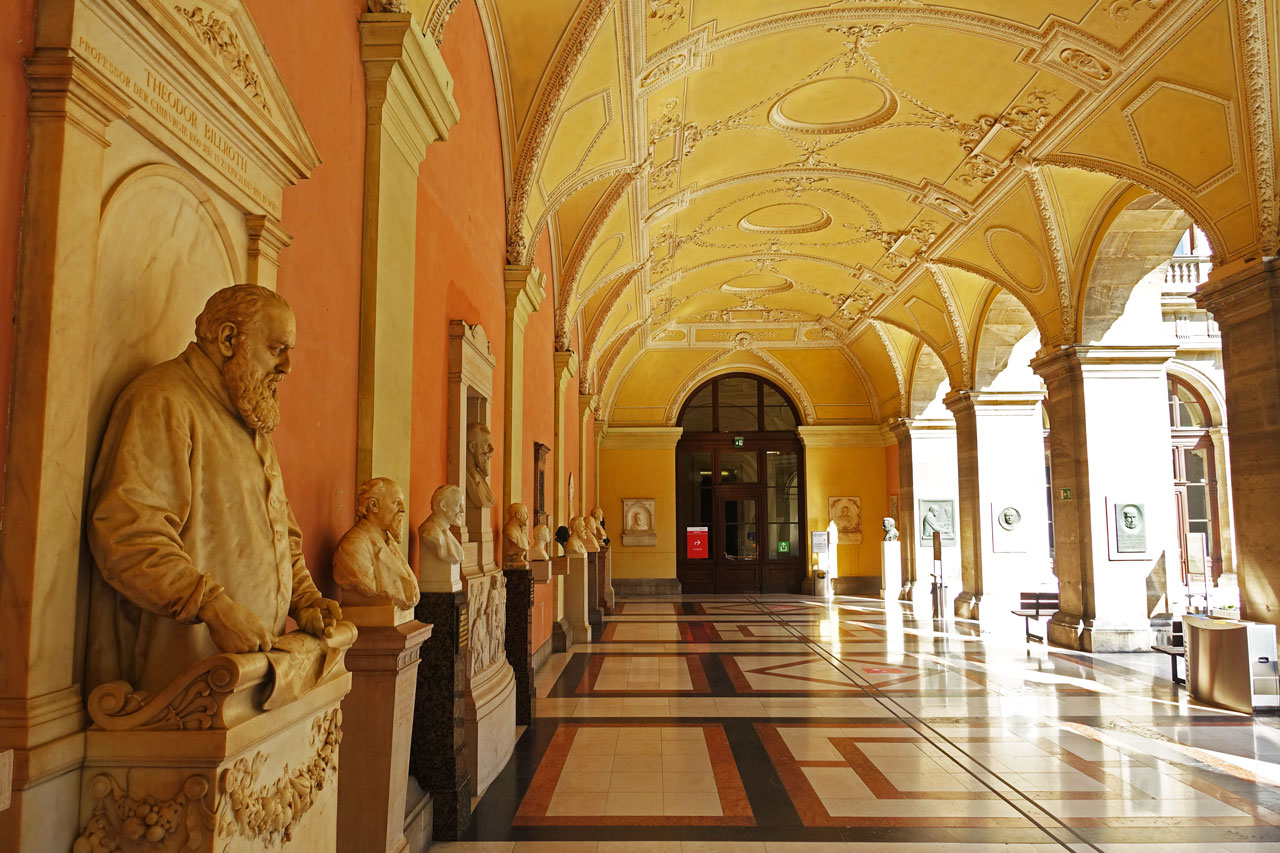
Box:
[356,11,459,504]
[502,266,547,509]
[0,55,130,852]
[410,590,471,840]
[551,351,579,646]
[888,418,961,608]
[503,568,535,725]
[338,614,432,853]
[1032,346,1178,651]
[944,391,1051,620]
[1195,259,1280,623]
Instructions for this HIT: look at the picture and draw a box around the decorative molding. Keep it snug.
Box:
[554,171,638,346]
[217,709,343,845]
[871,319,907,403]
[505,265,547,334]
[661,347,817,426]
[598,426,684,450]
[797,425,891,448]
[466,572,507,676]
[424,0,464,45]
[1024,165,1076,344]
[1237,0,1278,254]
[173,5,270,115]
[926,264,971,389]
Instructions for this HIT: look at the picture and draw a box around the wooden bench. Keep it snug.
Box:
[1151,620,1185,685]
[1011,592,1059,643]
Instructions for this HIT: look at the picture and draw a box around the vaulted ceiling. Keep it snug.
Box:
[445,0,1277,425]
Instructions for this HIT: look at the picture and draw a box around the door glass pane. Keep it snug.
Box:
[723,499,757,560]
[1188,484,1208,520]
[681,385,714,431]
[768,522,799,560]
[718,377,759,432]
[680,452,714,527]
[762,386,797,430]
[720,451,758,483]
[766,451,799,524]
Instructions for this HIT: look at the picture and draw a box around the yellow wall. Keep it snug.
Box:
[804,445,890,579]
[598,446,677,579]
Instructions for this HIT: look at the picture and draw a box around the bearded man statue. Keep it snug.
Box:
[86,284,342,694]
[465,422,496,509]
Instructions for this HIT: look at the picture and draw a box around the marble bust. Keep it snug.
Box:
[882,517,899,542]
[466,422,495,509]
[503,502,530,568]
[566,517,587,556]
[333,477,418,609]
[530,514,552,561]
[589,507,609,546]
[419,484,466,593]
[86,285,342,693]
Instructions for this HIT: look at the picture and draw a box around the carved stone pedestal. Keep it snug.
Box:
[75,627,356,853]
[410,591,470,840]
[551,556,575,651]
[881,542,902,600]
[503,569,535,725]
[598,545,615,615]
[462,567,516,797]
[587,552,603,631]
[564,553,591,644]
[338,613,432,853]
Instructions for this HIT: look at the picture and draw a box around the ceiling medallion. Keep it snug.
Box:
[738,203,833,235]
[720,272,794,296]
[768,78,898,136]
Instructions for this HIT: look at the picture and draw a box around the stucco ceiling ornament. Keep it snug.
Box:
[957,154,1000,186]
[870,319,907,403]
[424,0,463,44]
[999,89,1060,138]
[1024,164,1077,344]
[647,0,687,32]
[1108,0,1166,24]
[368,0,409,12]
[1238,0,1278,255]
[1058,48,1112,82]
[926,264,971,389]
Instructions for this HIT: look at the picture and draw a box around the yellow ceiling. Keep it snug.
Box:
[476,0,1277,424]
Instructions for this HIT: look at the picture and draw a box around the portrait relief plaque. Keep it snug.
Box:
[918,499,956,545]
[828,497,862,545]
[1114,502,1146,553]
[621,498,657,547]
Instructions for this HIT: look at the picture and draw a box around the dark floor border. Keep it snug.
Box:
[614,577,682,596]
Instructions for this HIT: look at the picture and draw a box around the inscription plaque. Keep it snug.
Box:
[1115,502,1146,553]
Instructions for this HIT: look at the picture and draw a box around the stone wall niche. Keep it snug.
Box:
[445,321,517,800]
[2,1,324,849]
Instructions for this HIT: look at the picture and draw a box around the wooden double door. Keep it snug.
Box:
[675,436,806,594]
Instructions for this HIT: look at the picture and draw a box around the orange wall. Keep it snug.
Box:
[410,0,509,567]
[562,324,581,520]
[247,0,367,594]
[0,0,36,518]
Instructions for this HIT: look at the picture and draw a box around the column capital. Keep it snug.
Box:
[1032,344,1176,384]
[504,265,546,331]
[598,427,683,450]
[554,349,579,386]
[1194,256,1280,325]
[944,389,1044,417]
[796,425,891,448]
[578,393,599,417]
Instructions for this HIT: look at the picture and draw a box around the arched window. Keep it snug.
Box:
[678,374,800,433]
[1167,376,1220,582]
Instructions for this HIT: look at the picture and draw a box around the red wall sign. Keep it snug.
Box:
[687,526,709,559]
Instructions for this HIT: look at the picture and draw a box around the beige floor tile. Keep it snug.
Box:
[545,791,609,817]
[803,765,872,800]
[663,791,723,816]
[609,771,665,793]
[554,771,612,793]
[612,753,663,772]
[662,752,713,773]
[662,770,719,793]
[604,791,665,815]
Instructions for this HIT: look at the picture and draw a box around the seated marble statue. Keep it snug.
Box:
[333,477,418,609]
[466,422,495,509]
[565,518,587,556]
[882,517,900,542]
[529,514,552,561]
[589,507,609,546]
[503,503,530,567]
[87,285,342,694]
[420,484,466,565]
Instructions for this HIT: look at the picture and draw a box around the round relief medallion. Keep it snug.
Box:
[768,77,898,135]
[720,272,794,295]
[985,226,1049,294]
[738,202,832,235]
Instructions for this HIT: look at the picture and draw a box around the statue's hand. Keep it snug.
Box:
[199,594,275,653]
[297,598,342,638]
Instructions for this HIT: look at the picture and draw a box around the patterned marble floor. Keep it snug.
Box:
[435,594,1280,852]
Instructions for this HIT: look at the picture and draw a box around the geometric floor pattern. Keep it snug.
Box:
[434,593,1280,852]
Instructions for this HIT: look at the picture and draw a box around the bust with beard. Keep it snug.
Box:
[333,477,419,610]
[86,284,342,694]
[466,422,495,509]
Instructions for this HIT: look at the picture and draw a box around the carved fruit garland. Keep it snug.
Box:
[173,6,271,115]
[74,774,215,853]
[217,709,342,846]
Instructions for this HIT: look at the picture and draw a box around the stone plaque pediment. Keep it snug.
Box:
[68,0,320,216]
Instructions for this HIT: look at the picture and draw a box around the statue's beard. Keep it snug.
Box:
[223,352,281,433]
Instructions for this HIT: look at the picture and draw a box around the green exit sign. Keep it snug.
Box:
[778,541,789,553]
[733,436,744,447]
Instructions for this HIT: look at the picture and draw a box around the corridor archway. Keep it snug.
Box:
[674,373,806,594]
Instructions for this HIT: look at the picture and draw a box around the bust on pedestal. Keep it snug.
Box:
[333,477,431,853]
[419,485,466,593]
